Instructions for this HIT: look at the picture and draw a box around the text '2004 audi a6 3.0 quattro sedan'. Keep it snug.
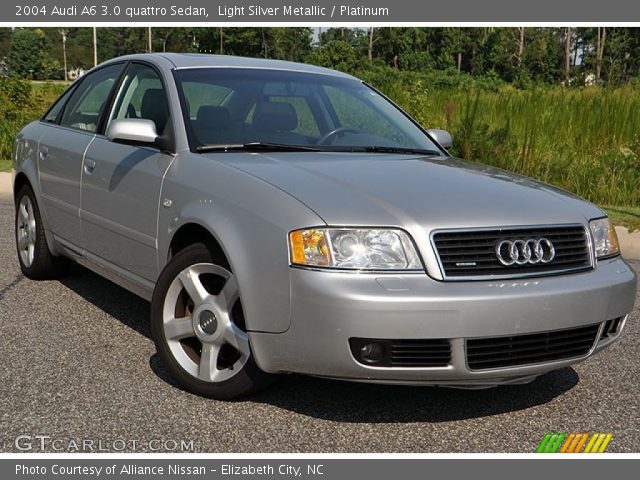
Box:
[13,54,637,399]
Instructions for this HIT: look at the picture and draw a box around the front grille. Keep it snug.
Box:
[432,225,592,280]
[466,324,600,370]
[349,338,451,367]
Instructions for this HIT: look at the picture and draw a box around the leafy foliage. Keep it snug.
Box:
[7,29,58,79]
[0,77,64,160]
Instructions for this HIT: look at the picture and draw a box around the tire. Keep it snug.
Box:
[150,243,277,399]
[15,185,69,279]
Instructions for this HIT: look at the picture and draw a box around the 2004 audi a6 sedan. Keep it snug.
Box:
[13,54,637,399]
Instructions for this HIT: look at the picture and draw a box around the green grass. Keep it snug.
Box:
[374,81,640,207]
[0,159,10,172]
[605,206,640,232]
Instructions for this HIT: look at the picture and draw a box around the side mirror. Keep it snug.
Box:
[106,118,158,145]
[427,129,453,149]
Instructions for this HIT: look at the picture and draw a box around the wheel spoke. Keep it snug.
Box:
[28,220,36,239]
[18,204,28,224]
[224,322,251,357]
[17,233,29,250]
[216,275,239,312]
[178,268,209,305]
[27,244,35,265]
[164,316,194,341]
[198,343,221,382]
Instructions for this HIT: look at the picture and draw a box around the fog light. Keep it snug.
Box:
[360,342,386,363]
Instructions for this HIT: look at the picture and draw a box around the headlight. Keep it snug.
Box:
[289,228,422,270]
[589,218,620,259]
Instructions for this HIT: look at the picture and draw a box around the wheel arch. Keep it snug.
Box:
[13,171,33,201]
[168,222,230,268]
[164,220,249,334]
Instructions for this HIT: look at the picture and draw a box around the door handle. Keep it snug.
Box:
[39,146,48,160]
[84,158,96,175]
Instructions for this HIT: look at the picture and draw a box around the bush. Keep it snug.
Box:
[0,77,65,160]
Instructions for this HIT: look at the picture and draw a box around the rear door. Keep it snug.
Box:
[37,63,124,245]
[80,62,175,282]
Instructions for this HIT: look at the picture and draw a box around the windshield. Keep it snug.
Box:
[175,68,442,153]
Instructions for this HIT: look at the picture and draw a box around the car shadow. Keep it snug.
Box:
[60,264,152,340]
[247,368,578,423]
[61,264,579,423]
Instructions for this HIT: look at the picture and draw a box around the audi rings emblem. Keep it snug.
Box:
[495,238,556,266]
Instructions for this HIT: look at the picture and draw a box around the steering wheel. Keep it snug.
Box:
[317,127,363,145]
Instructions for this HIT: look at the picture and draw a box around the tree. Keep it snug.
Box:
[7,29,57,79]
[307,40,358,73]
[0,28,12,60]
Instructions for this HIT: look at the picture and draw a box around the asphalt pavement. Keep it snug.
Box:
[0,190,638,453]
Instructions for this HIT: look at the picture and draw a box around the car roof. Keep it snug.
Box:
[104,53,357,80]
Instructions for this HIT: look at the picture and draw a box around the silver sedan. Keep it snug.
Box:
[13,54,637,399]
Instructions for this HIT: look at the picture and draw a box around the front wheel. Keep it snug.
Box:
[150,243,276,399]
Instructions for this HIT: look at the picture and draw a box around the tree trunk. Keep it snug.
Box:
[517,27,525,67]
[92,27,97,67]
[596,27,606,83]
[261,28,267,58]
[219,27,224,54]
[564,27,571,81]
[368,27,374,61]
[147,27,152,53]
[60,29,68,82]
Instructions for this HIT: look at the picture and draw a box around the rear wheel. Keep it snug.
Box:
[150,243,276,399]
[14,185,69,279]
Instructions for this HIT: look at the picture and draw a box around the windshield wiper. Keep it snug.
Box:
[354,146,444,156]
[196,142,323,153]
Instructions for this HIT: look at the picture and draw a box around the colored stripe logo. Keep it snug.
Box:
[536,432,613,453]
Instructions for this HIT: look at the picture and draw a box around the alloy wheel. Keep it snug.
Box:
[161,263,250,383]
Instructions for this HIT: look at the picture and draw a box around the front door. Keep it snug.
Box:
[80,63,174,282]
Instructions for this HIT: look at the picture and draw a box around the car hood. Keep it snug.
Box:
[214,152,604,229]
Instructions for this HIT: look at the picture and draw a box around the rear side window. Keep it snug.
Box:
[42,86,76,124]
[60,63,124,133]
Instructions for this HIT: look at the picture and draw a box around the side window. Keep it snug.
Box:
[42,85,76,123]
[60,63,123,132]
[109,63,170,135]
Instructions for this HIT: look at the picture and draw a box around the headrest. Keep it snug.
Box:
[252,102,298,132]
[196,106,231,130]
[140,89,169,133]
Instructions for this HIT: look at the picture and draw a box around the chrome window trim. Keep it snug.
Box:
[429,223,595,281]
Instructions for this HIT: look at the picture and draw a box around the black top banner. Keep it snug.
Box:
[6,0,640,22]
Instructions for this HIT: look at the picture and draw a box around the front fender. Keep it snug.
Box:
[157,154,324,333]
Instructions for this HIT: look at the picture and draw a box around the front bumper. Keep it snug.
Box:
[250,257,636,386]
